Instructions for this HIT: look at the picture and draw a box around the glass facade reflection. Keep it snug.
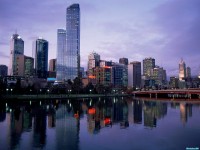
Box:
[9,34,24,76]
[33,38,48,78]
[66,4,80,80]
[56,29,66,81]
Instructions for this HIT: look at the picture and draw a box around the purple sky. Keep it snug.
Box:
[0,0,200,77]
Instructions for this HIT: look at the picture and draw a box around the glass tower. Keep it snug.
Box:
[66,4,80,81]
[33,38,48,78]
[9,34,24,76]
[179,58,186,81]
[56,29,66,81]
[143,57,155,78]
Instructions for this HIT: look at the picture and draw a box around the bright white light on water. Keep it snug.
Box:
[30,101,32,105]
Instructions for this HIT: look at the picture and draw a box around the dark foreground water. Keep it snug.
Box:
[0,97,200,150]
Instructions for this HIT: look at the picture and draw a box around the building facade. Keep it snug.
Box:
[143,57,155,78]
[56,29,66,81]
[0,65,8,77]
[66,4,80,80]
[119,58,128,65]
[49,59,56,72]
[9,34,24,76]
[88,52,100,76]
[179,58,186,81]
[33,38,48,78]
[128,61,141,89]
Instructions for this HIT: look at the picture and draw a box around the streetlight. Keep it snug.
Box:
[30,89,32,95]
[40,89,42,95]
[6,88,9,95]
[90,89,92,94]
[11,89,13,95]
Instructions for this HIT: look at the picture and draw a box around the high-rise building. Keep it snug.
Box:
[143,57,155,78]
[9,33,24,75]
[128,61,141,88]
[33,38,48,78]
[169,76,179,89]
[0,65,8,77]
[88,52,100,76]
[16,55,34,77]
[66,4,80,80]
[112,63,128,87]
[119,58,128,65]
[186,67,191,78]
[151,66,167,87]
[56,29,66,81]
[179,58,186,81]
[49,59,56,72]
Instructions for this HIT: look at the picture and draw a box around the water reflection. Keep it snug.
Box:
[0,98,199,150]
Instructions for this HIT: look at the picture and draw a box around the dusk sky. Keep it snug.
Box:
[0,0,200,77]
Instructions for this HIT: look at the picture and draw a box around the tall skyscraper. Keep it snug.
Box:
[128,61,141,88]
[143,57,155,78]
[119,58,128,65]
[33,38,48,78]
[66,4,80,80]
[179,58,186,80]
[56,29,66,81]
[9,33,24,75]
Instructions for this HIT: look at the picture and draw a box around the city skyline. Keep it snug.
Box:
[0,0,200,77]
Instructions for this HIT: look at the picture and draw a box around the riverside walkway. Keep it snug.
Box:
[133,89,200,99]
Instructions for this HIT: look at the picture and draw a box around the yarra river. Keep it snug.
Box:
[0,97,200,150]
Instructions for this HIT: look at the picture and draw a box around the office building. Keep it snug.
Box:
[169,77,179,89]
[66,4,80,80]
[128,61,141,89]
[186,67,191,78]
[0,65,8,77]
[179,58,186,81]
[88,52,100,76]
[56,29,66,81]
[119,58,128,65]
[33,38,48,78]
[49,59,56,72]
[9,33,24,75]
[143,57,155,78]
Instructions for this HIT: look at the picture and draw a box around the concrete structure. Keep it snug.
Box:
[128,61,141,89]
[0,65,8,77]
[49,59,56,72]
[9,33,24,76]
[33,38,48,78]
[143,57,155,78]
[56,29,66,81]
[66,4,80,80]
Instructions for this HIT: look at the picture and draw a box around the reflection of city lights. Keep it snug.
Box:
[74,113,79,118]
[104,118,111,125]
[10,109,12,112]
[6,103,7,107]
[88,108,96,115]
[40,101,41,106]
[30,101,31,105]
[70,103,71,107]
[90,100,92,106]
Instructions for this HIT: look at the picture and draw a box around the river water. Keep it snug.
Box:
[0,97,200,150]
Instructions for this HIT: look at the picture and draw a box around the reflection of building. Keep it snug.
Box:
[134,100,142,124]
[143,102,156,128]
[9,33,24,76]
[66,4,80,80]
[127,100,134,124]
[180,103,187,124]
[56,105,79,149]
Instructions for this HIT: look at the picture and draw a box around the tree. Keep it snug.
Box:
[72,77,83,94]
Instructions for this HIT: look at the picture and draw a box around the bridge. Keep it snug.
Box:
[133,89,200,99]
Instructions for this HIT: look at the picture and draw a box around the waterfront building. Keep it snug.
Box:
[56,29,66,81]
[151,66,167,88]
[119,58,128,65]
[169,77,179,89]
[33,38,48,78]
[128,61,141,89]
[0,65,8,77]
[9,33,24,75]
[66,4,80,80]
[112,63,128,87]
[88,52,100,76]
[179,58,186,81]
[143,57,155,78]
[100,60,112,67]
